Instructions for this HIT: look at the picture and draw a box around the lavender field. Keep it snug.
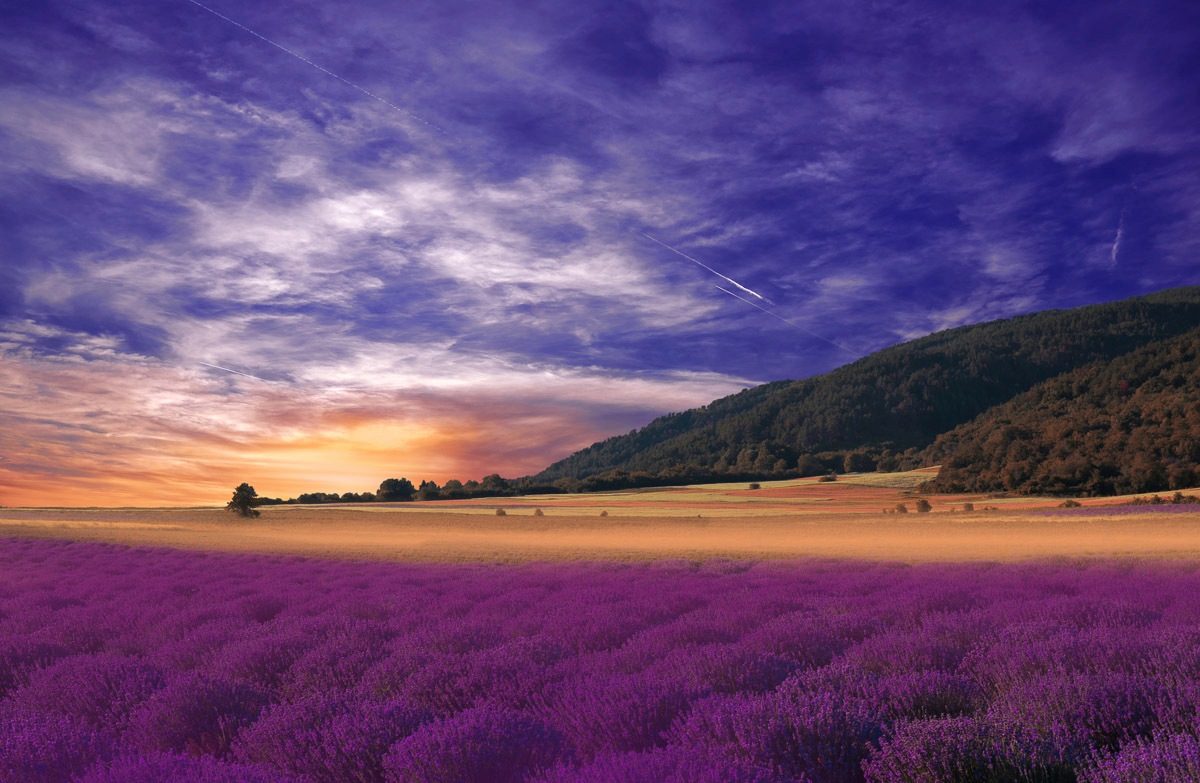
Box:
[4,539,1200,782]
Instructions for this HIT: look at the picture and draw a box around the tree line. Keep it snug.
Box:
[247,473,570,507]
[240,448,899,511]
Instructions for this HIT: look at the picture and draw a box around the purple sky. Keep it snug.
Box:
[2,0,1198,505]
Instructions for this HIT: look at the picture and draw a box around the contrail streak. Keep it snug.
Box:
[1110,210,1125,267]
[197,361,277,383]
[181,0,451,138]
[640,232,774,305]
[713,286,857,356]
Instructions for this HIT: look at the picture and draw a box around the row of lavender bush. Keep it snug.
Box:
[3,538,1200,782]
[1039,504,1200,517]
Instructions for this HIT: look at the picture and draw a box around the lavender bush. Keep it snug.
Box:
[3,538,1200,781]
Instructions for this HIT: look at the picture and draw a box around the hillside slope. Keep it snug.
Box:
[922,327,1200,496]
[535,287,1200,485]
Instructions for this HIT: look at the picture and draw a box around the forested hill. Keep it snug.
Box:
[922,326,1200,496]
[534,287,1200,486]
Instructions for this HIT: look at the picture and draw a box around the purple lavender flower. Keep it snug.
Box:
[74,751,301,783]
[1081,732,1200,782]
[382,705,566,783]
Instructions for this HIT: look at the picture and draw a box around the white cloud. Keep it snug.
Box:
[0,81,185,186]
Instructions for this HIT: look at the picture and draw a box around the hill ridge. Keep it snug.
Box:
[534,286,1200,495]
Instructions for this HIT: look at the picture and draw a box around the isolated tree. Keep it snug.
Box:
[915,498,932,513]
[226,483,260,518]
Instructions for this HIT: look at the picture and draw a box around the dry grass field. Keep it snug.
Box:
[4,469,1199,562]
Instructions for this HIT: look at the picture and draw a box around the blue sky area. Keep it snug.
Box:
[1,0,1198,504]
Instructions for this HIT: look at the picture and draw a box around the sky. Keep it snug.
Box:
[1,0,1198,506]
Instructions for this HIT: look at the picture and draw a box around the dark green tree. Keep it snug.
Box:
[481,474,511,493]
[796,455,824,477]
[377,478,416,502]
[844,450,876,474]
[226,483,260,518]
[416,480,441,501]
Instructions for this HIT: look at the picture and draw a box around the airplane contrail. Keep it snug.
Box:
[713,286,857,356]
[640,232,774,305]
[197,361,277,383]
[181,0,451,139]
[1110,209,1125,267]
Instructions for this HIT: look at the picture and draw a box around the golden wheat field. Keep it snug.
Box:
[4,469,1199,562]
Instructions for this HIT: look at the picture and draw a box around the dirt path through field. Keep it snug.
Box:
[3,506,1200,562]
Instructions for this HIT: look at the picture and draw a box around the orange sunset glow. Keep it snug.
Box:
[0,346,749,507]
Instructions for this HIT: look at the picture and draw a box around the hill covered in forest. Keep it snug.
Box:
[922,326,1200,496]
[534,287,1200,496]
